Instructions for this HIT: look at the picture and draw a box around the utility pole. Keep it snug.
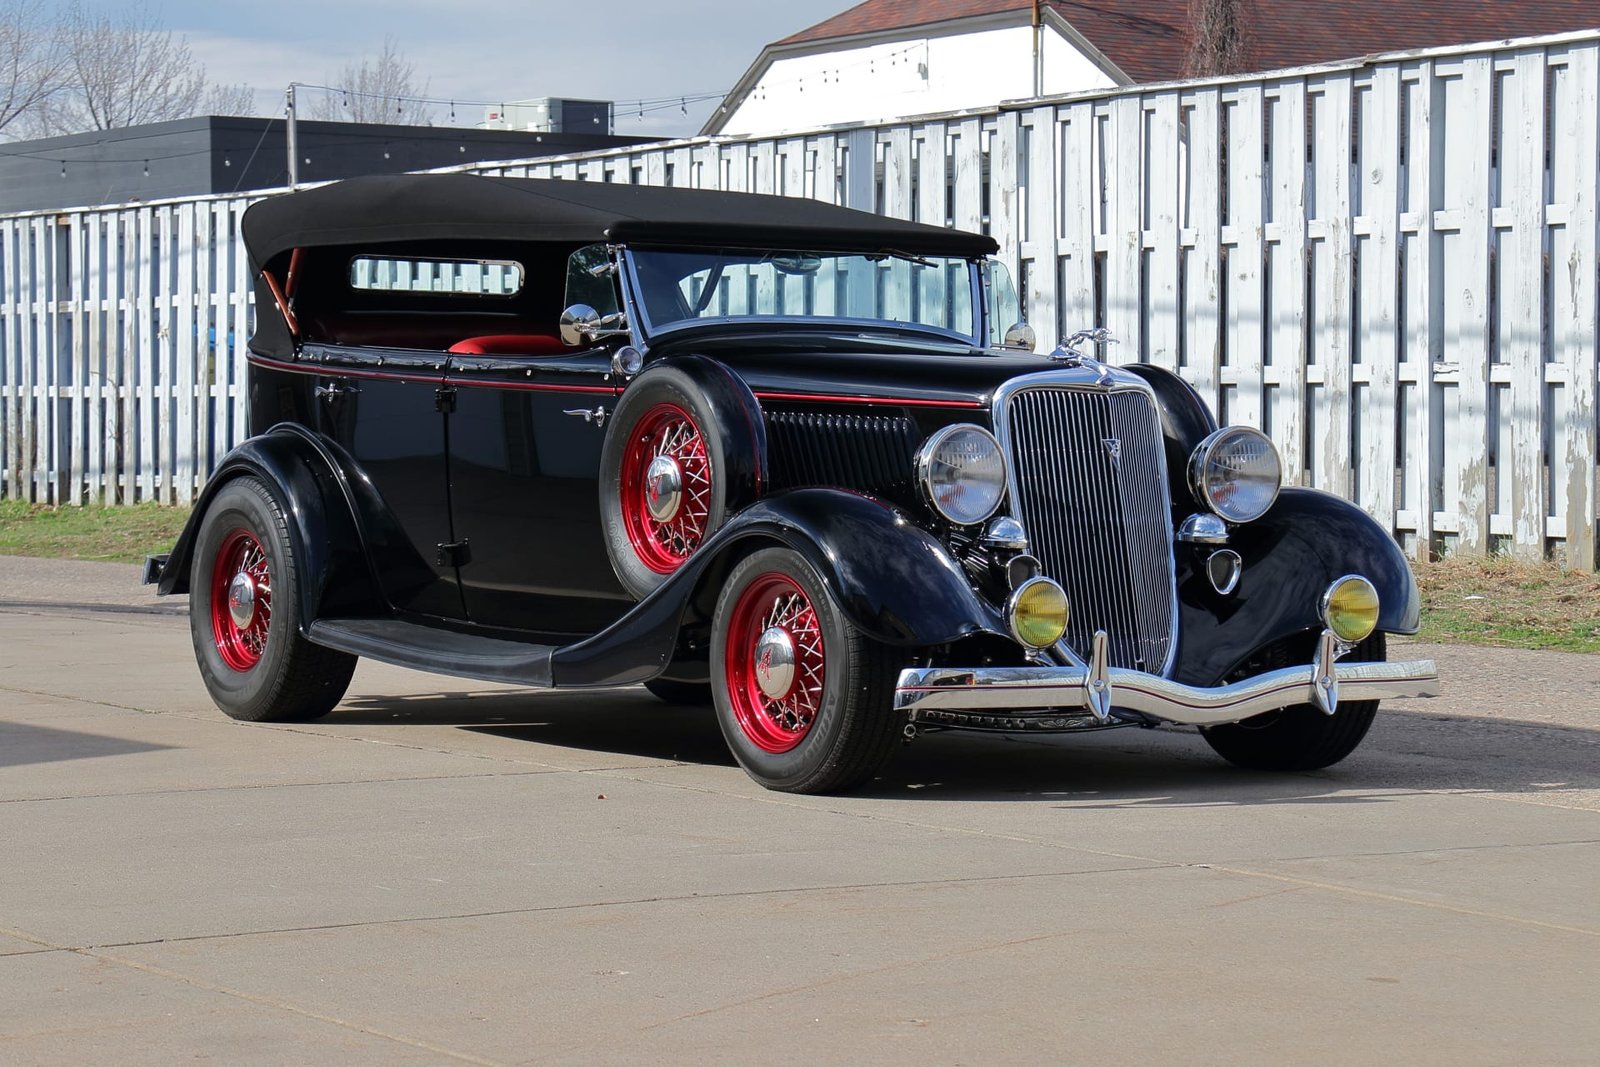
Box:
[286,83,299,190]
[1032,0,1043,97]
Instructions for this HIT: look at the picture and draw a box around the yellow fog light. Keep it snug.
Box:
[1008,577,1069,649]
[1322,575,1380,643]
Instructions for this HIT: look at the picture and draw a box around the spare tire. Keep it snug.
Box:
[600,364,732,599]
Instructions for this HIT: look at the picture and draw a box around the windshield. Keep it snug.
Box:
[626,248,979,342]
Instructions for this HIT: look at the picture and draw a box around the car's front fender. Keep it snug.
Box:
[1171,487,1422,687]
[551,489,1004,687]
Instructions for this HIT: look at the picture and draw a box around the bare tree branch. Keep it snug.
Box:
[204,82,258,118]
[312,36,432,125]
[0,0,64,136]
[46,0,206,132]
[1185,0,1253,78]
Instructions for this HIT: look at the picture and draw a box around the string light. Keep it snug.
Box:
[288,81,725,124]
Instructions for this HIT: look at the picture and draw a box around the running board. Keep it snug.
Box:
[306,619,554,687]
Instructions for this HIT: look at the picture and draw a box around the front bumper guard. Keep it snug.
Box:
[895,629,1438,730]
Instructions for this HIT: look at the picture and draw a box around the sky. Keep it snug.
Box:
[155,0,863,138]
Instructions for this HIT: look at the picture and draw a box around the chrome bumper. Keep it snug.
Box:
[894,630,1439,730]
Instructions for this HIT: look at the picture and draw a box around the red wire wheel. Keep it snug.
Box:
[722,572,827,754]
[209,527,272,672]
[619,402,714,574]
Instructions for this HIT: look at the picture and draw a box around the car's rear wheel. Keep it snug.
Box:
[189,476,356,723]
[1201,632,1385,771]
[710,547,901,793]
[600,368,730,599]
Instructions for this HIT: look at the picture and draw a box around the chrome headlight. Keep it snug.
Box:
[1188,427,1282,523]
[916,424,1006,526]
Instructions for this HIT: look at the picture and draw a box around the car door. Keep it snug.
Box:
[311,345,467,620]
[443,346,630,635]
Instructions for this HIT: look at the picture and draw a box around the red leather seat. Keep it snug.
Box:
[448,334,568,356]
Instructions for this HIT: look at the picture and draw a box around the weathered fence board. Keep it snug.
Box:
[1,32,1596,568]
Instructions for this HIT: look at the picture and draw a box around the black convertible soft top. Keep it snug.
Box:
[241,173,998,268]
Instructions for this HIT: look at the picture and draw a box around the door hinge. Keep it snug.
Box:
[434,386,457,413]
[436,539,471,568]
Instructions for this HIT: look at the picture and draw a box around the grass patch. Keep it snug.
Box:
[1414,556,1600,654]
[0,499,192,564]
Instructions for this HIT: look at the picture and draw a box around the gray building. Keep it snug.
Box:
[0,116,658,214]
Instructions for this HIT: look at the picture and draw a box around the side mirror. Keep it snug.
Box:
[560,304,629,346]
[560,304,599,346]
[1002,322,1036,351]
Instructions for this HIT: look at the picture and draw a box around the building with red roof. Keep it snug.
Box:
[705,1,1599,136]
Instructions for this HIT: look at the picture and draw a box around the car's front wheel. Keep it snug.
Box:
[710,547,901,794]
[189,476,357,723]
[1201,632,1385,771]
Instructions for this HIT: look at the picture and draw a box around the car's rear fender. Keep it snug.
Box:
[551,488,1005,687]
[1171,487,1421,687]
[155,424,381,627]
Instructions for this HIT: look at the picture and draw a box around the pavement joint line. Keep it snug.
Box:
[616,860,1599,1044]
[579,770,1600,937]
[1455,789,1600,814]
[0,599,187,617]
[0,925,507,1067]
[1197,863,1600,937]
[1231,836,1600,864]
[0,683,211,720]
[29,865,1180,953]
[0,768,566,805]
[628,925,1091,1040]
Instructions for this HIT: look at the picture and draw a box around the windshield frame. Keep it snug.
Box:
[618,246,987,347]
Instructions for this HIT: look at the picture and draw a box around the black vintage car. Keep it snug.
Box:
[146,173,1437,793]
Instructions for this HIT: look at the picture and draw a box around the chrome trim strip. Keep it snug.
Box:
[894,650,1439,729]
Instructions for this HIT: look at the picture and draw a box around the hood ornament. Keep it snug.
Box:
[1049,327,1118,386]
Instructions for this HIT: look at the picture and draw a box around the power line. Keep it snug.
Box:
[289,82,728,122]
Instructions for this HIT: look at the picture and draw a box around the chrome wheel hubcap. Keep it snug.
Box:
[644,454,683,522]
[227,571,257,629]
[753,625,797,700]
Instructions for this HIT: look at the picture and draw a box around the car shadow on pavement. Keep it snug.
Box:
[332,687,739,767]
[323,691,1600,805]
[0,722,173,769]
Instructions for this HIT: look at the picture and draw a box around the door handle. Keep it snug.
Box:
[315,382,360,400]
[563,405,609,428]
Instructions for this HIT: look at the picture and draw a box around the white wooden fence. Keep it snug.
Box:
[2,31,1596,568]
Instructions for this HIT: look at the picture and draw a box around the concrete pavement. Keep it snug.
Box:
[1,557,1597,1065]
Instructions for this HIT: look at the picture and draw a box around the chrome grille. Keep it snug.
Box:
[1003,386,1176,672]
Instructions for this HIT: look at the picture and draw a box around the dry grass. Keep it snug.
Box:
[1413,556,1600,654]
[0,499,192,564]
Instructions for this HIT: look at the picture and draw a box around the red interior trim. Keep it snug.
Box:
[448,334,567,356]
[284,247,305,299]
[262,270,298,337]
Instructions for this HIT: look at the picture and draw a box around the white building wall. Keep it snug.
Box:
[717,25,1118,136]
